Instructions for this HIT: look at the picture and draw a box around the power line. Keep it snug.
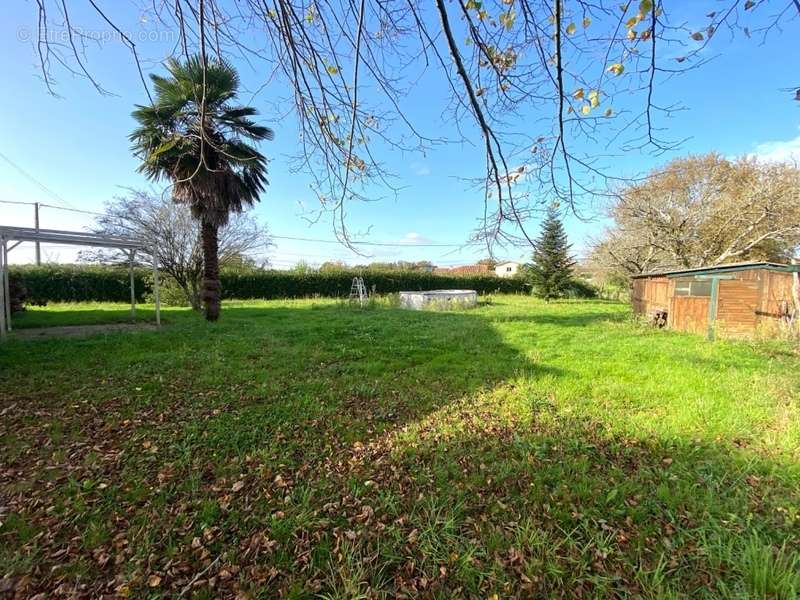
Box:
[2,201,474,249]
[270,235,467,248]
[0,199,106,217]
[0,152,80,211]
[0,199,34,207]
[39,203,107,217]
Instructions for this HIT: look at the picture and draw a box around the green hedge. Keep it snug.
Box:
[563,278,598,299]
[10,265,147,303]
[8,265,527,303]
[220,270,527,299]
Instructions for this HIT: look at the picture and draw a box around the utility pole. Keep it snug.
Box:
[34,202,41,266]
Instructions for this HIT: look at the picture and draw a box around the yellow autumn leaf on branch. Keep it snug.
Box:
[573,88,585,99]
[582,17,591,28]
[499,10,516,30]
[607,63,625,76]
[566,22,577,35]
[581,104,591,115]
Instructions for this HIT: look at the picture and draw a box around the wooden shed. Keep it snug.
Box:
[631,261,799,339]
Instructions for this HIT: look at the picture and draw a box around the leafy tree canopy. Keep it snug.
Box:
[590,154,800,281]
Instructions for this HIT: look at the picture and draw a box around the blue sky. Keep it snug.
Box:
[1,2,799,267]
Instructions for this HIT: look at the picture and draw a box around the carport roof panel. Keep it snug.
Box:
[0,226,143,250]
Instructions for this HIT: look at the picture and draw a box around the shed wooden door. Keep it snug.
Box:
[717,280,759,336]
[669,296,709,333]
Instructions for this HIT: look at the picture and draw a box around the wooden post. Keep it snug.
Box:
[129,249,136,320]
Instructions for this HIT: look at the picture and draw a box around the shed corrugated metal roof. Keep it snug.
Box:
[631,261,800,279]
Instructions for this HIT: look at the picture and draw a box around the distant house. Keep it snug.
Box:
[433,261,521,277]
[632,261,800,339]
[494,261,520,278]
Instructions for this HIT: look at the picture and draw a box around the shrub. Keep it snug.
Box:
[8,274,29,313]
[142,273,195,307]
[9,265,148,303]
[565,278,598,299]
[595,283,629,302]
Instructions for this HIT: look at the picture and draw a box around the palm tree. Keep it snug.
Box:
[130,56,273,321]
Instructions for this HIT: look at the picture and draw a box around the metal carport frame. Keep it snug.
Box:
[0,226,161,339]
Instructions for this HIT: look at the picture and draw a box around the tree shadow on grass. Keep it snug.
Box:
[0,302,567,595]
[169,304,567,452]
[9,305,163,329]
[318,406,800,598]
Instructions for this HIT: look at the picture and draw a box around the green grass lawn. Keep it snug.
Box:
[1,296,799,598]
[10,301,159,329]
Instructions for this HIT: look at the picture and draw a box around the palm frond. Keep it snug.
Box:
[130,54,273,221]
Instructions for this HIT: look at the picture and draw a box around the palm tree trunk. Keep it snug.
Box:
[200,217,221,321]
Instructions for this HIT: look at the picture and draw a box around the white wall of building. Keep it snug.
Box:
[495,262,520,278]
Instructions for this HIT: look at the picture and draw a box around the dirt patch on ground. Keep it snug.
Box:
[11,323,160,339]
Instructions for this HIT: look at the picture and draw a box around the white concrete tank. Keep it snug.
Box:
[399,289,478,310]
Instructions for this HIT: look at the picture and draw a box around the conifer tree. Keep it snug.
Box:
[528,207,575,301]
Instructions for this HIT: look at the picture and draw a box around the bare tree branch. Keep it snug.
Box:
[24,0,800,253]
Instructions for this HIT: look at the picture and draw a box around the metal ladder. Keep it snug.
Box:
[349,277,368,307]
